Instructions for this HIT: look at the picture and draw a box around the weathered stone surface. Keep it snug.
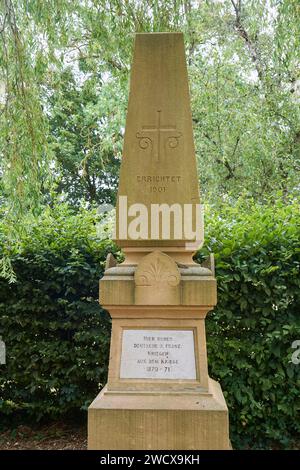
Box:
[115,33,201,248]
[134,251,180,304]
[88,379,230,450]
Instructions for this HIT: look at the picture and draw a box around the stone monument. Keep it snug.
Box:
[88,32,230,450]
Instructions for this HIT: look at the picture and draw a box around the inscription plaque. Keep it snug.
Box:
[120,329,196,380]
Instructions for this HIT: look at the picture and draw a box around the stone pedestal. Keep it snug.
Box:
[88,380,228,450]
[88,252,230,449]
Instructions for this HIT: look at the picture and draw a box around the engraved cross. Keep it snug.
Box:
[136,110,182,163]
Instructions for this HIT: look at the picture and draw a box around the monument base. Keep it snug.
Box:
[88,378,230,450]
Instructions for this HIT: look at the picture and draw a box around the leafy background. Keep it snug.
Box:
[0,0,300,450]
[0,200,299,449]
[0,0,299,217]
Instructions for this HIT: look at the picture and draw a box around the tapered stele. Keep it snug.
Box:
[115,33,203,264]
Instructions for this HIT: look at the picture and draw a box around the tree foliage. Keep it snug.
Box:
[48,68,121,206]
[0,0,299,214]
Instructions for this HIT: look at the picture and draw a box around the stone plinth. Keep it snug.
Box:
[88,379,229,450]
[88,252,230,449]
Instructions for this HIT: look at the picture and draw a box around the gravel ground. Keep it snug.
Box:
[0,423,87,450]
[1,423,299,450]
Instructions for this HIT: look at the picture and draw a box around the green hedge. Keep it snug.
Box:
[0,200,299,448]
[197,199,300,448]
[0,206,116,422]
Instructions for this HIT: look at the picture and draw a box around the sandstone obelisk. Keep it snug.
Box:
[88,33,230,450]
[115,32,201,254]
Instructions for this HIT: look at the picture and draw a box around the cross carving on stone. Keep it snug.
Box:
[136,110,182,163]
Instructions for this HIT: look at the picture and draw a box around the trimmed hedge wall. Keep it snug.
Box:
[0,200,299,448]
[197,200,300,448]
[0,207,116,422]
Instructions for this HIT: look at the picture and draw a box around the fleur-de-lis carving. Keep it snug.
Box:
[135,251,180,287]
